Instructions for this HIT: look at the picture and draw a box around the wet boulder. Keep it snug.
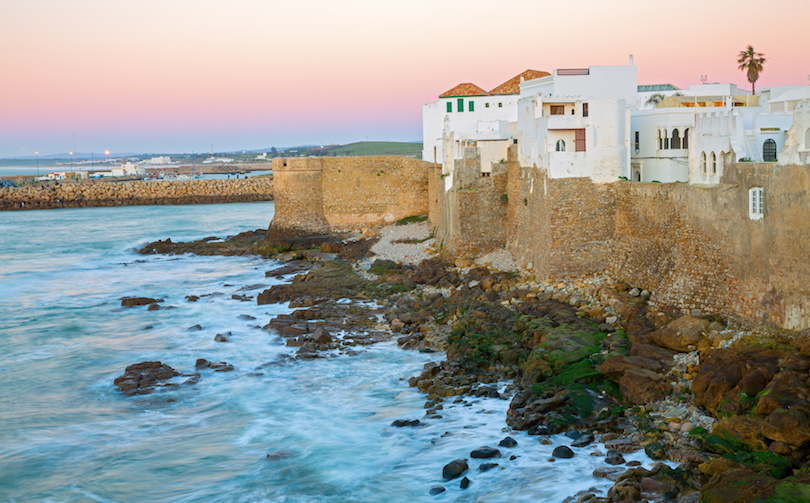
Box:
[442,458,468,480]
[122,297,163,307]
[113,361,180,396]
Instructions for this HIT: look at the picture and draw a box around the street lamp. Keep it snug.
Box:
[69,151,74,172]
[105,150,110,174]
[35,151,39,177]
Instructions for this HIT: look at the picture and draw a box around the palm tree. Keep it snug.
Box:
[646,93,665,107]
[737,45,766,95]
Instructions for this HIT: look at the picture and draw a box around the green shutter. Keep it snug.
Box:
[458,98,464,112]
[469,101,474,112]
[446,101,452,113]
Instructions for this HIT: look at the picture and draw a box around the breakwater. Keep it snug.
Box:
[0,178,273,210]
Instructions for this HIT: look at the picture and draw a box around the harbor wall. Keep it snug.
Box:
[0,178,274,211]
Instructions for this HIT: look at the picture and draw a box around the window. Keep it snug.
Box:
[763,139,777,161]
[582,103,589,117]
[711,152,717,174]
[485,103,490,108]
[749,187,764,220]
[575,129,586,152]
[634,131,640,152]
[657,130,663,150]
[683,128,689,149]
[700,152,706,174]
[457,98,464,113]
[550,105,565,115]
[672,129,681,149]
[468,101,474,112]
[446,101,452,113]
[556,139,566,151]
[498,102,502,108]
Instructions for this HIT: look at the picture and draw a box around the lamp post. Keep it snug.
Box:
[70,151,74,172]
[105,150,110,174]
[35,151,39,177]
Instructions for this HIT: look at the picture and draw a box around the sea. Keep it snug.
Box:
[0,202,657,502]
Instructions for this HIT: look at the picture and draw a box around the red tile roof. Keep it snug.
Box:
[439,83,490,98]
[489,70,551,95]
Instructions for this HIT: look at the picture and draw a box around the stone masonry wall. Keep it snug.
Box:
[0,177,274,211]
[269,156,431,234]
[502,162,810,330]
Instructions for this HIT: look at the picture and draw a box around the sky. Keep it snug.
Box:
[1,0,808,158]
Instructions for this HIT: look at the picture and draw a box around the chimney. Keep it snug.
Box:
[629,54,634,66]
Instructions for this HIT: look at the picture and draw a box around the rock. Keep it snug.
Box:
[266,450,297,461]
[593,466,625,481]
[605,452,626,465]
[187,324,202,331]
[147,303,160,311]
[479,463,499,472]
[391,419,421,427]
[629,288,640,297]
[442,458,468,480]
[390,319,405,333]
[121,296,162,307]
[552,446,575,459]
[710,416,769,452]
[428,485,445,495]
[113,361,180,396]
[650,315,710,352]
[214,333,230,342]
[761,403,810,448]
[185,295,199,302]
[498,436,517,448]
[644,441,666,460]
[238,314,256,320]
[309,327,333,345]
[470,446,501,459]
[618,367,671,405]
[571,433,595,448]
[459,477,470,489]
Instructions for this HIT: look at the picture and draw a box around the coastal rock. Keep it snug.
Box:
[470,446,501,459]
[266,450,297,461]
[442,458,468,480]
[479,463,499,472]
[498,436,517,448]
[459,477,470,489]
[121,296,162,307]
[113,361,180,396]
[428,485,445,495]
[214,333,230,342]
[391,419,420,427]
[649,315,710,352]
[552,446,575,459]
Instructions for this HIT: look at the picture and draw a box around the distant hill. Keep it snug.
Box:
[278,141,422,159]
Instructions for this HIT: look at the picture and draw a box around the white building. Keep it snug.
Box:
[422,70,550,163]
[515,62,638,183]
[111,162,144,177]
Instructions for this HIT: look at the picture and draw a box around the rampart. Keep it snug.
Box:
[268,156,431,235]
[0,178,274,211]
[435,158,810,330]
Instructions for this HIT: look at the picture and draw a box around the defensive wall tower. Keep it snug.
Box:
[267,158,331,237]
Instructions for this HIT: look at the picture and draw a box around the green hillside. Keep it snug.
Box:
[282,141,422,158]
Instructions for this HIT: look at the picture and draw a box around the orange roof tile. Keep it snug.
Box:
[489,70,551,95]
[439,83,490,98]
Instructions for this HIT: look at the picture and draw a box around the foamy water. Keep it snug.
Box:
[0,202,656,502]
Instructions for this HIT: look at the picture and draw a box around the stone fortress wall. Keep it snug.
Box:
[437,150,810,331]
[0,177,274,211]
[268,156,431,234]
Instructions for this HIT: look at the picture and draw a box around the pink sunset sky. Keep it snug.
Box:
[1,0,808,158]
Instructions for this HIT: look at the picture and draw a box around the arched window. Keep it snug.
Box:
[763,139,777,162]
[805,128,810,149]
[683,129,689,149]
[633,170,641,181]
[711,152,717,174]
[556,139,566,152]
[700,152,707,174]
[672,129,681,149]
[657,130,662,150]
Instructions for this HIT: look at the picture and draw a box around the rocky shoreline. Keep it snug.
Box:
[130,221,810,502]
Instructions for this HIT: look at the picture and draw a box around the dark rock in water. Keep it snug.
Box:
[188,324,202,331]
[143,325,153,330]
[644,441,666,460]
[428,485,445,495]
[185,295,199,302]
[265,261,314,278]
[593,466,625,481]
[309,327,333,345]
[195,359,234,372]
[565,430,582,440]
[195,358,210,369]
[470,446,501,459]
[459,477,470,489]
[113,361,180,396]
[571,433,595,448]
[121,297,162,307]
[266,450,297,461]
[605,452,626,465]
[238,314,256,320]
[442,458,468,480]
[214,333,230,342]
[147,303,160,311]
[498,436,518,448]
[391,419,421,427]
[552,446,575,459]
[527,425,549,436]
[479,463,499,472]
[231,294,252,302]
